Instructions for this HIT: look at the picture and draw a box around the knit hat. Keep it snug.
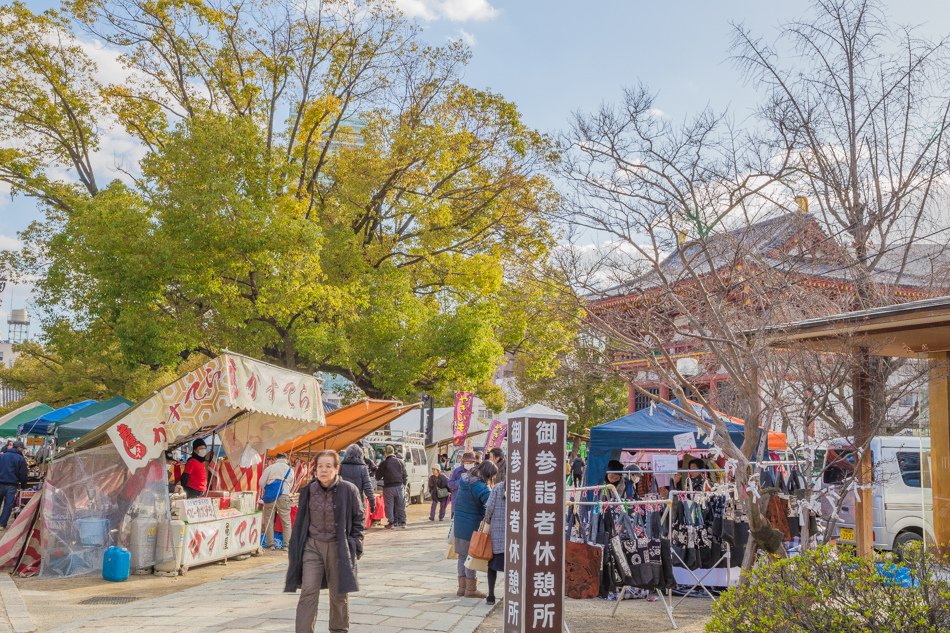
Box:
[192,438,207,450]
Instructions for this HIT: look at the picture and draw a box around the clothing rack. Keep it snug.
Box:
[567,485,678,630]
[667,488,735,603]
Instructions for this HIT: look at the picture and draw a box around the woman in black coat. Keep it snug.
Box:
[340,444,377,514]
[285,451,365,633]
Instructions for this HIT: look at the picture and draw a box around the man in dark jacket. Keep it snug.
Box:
[340,444,376,515]
[446,451,475,518]
[374,445,407,529]
[286,450,364,633]
[0,440,28,528]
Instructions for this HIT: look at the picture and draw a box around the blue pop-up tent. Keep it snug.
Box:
[55,397,134,442]
[584,401,749,487]
[18,400,97,436]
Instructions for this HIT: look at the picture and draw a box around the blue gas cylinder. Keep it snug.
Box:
[102,546,131,582]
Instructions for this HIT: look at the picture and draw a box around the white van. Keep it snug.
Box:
[365,430,431,504]
[817,436,932,552]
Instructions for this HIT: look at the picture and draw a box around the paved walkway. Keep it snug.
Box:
[44,515,493,633]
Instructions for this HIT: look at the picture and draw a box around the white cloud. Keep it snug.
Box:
[458,28,477,47]
[647,107,667,119]
[395,0,498,22]
[0,235,21,251]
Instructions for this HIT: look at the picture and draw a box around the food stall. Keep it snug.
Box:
[267,399,418,534]
[35,352,326,578]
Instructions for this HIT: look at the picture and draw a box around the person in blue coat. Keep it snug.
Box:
[0,440,27,528]
[452,460,497,599]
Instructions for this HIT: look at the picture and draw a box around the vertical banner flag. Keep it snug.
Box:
[505,406,567,633]
[452,392,474,447]
[484,419,508,450]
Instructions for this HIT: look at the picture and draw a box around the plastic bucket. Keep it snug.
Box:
[77,518,109,546]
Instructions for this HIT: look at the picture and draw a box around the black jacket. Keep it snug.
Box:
[428,473,449,497]
[374,455,407,488]
[285,478,365,594]
[0,449,28,486]
[340,456,376,513]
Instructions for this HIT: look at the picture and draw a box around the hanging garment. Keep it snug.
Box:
[767,495,793,541]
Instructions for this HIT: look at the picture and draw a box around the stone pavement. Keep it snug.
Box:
[44,516,495,633]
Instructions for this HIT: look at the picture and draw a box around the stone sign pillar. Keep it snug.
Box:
[504,405,567,633]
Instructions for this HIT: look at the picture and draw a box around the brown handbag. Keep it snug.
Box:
[469,521,494,560]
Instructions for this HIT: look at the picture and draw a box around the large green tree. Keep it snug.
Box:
[0,0,571,408]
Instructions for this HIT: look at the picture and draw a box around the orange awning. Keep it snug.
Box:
[269,399,420,456]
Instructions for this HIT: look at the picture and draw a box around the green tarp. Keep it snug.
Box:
[0,402,54,436]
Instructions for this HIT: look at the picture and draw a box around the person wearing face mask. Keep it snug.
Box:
[180,439,211,498]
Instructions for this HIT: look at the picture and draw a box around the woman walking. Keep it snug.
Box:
[452,460,497,598]
[483,478,506,604]
[285,451,365,633]
[428,465,450,521]
[340,444,377,517]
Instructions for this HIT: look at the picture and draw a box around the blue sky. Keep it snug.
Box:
[3,0,950,320]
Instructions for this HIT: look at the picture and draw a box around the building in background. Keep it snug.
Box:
[0,308,28,407]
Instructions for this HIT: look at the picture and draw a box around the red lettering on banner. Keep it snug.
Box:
[189,531,204,558]
[153,425,167,445]
[283,383,296,408]
[235,520,248,547]
[246,372,259,400]
[117,424,146,460]
[298,383,310,411]
[266,378,278,403]
[207,529,218,553]
[228,357,239,400]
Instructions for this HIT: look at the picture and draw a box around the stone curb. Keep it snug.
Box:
[0,575,35,633]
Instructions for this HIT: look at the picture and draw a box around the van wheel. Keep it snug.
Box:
[894,531,922,558]
[405,482,414,504]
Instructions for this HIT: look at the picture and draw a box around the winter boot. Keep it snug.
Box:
[464,577,486,599]
[457,577,466,597]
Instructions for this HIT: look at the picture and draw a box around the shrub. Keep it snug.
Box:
[707,544,950,632]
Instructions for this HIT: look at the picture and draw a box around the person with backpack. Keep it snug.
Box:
[261,452,296,550]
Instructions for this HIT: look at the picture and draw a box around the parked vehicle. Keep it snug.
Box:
[817,436,932,553]
[365,430,431,504]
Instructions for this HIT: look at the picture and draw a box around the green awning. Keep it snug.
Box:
[0,402,54,435]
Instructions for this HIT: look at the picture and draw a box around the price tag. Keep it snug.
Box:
[183,498,218,523]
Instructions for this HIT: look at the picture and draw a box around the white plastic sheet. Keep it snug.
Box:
[40,445,171,577]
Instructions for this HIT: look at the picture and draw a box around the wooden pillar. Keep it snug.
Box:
[852,349,874,557]
[929,352,950,549]
[627,383,636,413]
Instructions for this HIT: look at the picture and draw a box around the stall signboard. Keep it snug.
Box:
[673,432,697,452]
[183,498,218,523]
[452,392,475,447]
[182,513,261,568]
[504,406,567,633]
[106,353,324,473]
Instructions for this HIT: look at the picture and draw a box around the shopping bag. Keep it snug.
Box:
[447,539,458,560]
[464,554,489,572]
[469,521,493,560]
[566,540,602,599]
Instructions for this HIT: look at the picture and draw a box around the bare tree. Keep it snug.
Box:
[733,0,950,553]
